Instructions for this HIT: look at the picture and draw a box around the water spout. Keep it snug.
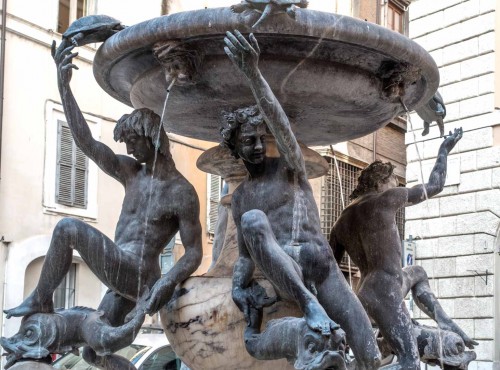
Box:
[400,97,446,367]
[400,98,428,202]
[291,173,306,245]
[137,78,177,299]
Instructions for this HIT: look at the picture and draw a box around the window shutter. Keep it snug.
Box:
[386,0,409,35]
[390,0,410,9]
[73,144,88,208]
[207,174,222,235]
[56,120,88,208]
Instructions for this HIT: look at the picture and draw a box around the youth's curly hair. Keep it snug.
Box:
[113,108,171,158]
[220,105,265,158]
[350,160,395,200]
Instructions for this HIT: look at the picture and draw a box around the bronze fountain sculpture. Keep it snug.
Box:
[330,132,476,370]
[1,3,477,370]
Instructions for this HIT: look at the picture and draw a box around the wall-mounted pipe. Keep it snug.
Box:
[0,0,7,179]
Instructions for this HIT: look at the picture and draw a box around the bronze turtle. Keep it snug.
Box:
[62,14,124,47]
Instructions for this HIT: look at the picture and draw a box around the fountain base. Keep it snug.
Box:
[160,277,301,370]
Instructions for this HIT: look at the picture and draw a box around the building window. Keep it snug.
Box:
[44,102,100,219]
[321,157,361,278]
[56,121,88,208]
[57,0,98,34]
[384,0,409,35]
[320,157,361,238]
[54,263,76,309]
[207,174,223,236]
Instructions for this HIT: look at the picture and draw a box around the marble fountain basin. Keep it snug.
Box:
[93,7,439,146]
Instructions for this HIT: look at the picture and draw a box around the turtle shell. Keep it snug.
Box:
[63,15,122,38]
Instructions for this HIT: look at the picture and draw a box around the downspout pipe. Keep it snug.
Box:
[375,0,381,25]
[0,0,7,179]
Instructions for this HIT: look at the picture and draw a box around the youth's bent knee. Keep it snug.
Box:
[52,217,85,243]
[412,265,428,280]
[241,210,268,234]
[404,265,428,280]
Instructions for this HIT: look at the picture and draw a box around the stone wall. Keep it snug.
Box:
[406,0,500,368]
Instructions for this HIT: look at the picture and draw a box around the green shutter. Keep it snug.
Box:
[56,120,88,208]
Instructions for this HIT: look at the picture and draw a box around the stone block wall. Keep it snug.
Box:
[407,1,500,368]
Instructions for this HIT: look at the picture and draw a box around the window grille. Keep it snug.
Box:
[321,157,360,272]
[161,0,172,15]
[320,158,361,238]
[395,187,405,239]
[56,120,88,208]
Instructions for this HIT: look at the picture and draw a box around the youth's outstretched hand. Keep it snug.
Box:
[51,40,79,86]
[224,30,261,79]
[441,127,463,154]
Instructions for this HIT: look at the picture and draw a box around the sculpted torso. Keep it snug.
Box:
[232,157,330,279]
[115,167,196,260]
[333,189,407,279]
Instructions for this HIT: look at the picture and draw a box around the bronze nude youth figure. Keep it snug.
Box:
[330,128,477,369]
[4,43,203,368]
[222,30,381,369]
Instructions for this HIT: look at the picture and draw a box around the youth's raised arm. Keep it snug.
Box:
[407,128,462,205]
[52,41,132,185]
[224,31,306,176]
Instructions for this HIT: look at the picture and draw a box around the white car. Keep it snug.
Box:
[52,327,181,370]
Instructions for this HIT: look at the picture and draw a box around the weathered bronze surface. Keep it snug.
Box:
[330,129,476,369]
[2,6,474,370]
[222,31,379,369]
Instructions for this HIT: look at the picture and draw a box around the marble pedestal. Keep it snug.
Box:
[160,277,300,370]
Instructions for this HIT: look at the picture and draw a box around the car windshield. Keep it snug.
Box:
[53,344,149,369]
